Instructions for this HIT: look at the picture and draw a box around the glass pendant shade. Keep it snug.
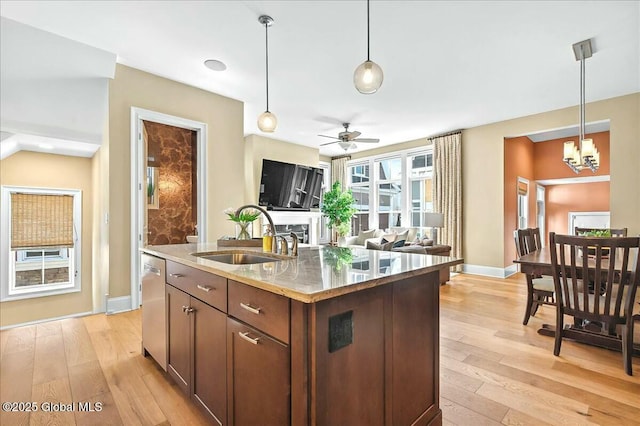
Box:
[257,111,277,133]
[354,60,384,94]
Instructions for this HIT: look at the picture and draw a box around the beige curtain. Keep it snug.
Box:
[11,193,74,249]
[432,132,462,272]
[331,155,350,189]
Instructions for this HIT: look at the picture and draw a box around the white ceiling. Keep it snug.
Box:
[1,1,638,157]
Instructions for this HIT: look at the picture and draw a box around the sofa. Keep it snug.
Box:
[342,228,451,284]
[341,227,420,249]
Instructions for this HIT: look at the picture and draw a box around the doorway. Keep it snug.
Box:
[130,108,207,309]
[536,184,546,246]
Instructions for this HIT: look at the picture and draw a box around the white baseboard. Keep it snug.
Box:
[0,311,93,330]
[106,295,133,315]
[462,263,518,278]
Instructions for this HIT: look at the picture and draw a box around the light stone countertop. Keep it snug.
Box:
[141,243,463,303]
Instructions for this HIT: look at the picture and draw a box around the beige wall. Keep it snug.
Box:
[244,134,320,205]
[0,151,94,326]
[108,64,244,298]
[464,92,639,269]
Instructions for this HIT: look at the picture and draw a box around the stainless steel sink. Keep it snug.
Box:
[192,250,289,265]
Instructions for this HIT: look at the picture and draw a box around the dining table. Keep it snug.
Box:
[514,246,640,356]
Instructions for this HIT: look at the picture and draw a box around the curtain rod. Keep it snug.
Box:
[427,129,463,141]
[330,154,352,160]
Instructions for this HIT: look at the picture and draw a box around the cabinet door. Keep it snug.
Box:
[192,298,227,425]
[227,318,290,426]
[166,284,191,395]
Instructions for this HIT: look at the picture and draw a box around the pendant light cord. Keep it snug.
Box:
[366,0,370,61]
[265,21,270,112]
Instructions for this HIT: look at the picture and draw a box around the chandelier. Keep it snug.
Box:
[563,39,599,174]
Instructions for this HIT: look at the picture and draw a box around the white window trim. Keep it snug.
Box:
[346,146,433,232]
[1,186,82,302]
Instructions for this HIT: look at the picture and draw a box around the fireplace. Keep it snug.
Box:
[275,224,308,244]
[265,211,323,245]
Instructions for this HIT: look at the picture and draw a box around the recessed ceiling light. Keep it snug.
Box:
[38,143,54,150]
[204,59,227,71]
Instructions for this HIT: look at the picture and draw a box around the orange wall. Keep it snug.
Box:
[533,131,610,179]
[504,136,535,266]
[545,182,610,236]
[503,131,610,266]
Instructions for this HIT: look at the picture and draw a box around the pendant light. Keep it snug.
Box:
[257,15,277,132]
[563,39,599,173]
[354,0,384,94]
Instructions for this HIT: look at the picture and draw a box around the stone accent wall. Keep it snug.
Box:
[145,121,197,245]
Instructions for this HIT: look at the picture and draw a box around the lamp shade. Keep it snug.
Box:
[353,60,384,94]
[257,111,277,132]
[424,212,444,228]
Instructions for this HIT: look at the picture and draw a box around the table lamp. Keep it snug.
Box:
[424,212,444,244]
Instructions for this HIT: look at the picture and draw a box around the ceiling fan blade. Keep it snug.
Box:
[320,140,339,146]
[353,138,379,143]
[318,134,340,140]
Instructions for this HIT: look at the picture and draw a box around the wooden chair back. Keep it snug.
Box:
[575,227,628,237]
[515,228,542,257]
[549,232,640,326]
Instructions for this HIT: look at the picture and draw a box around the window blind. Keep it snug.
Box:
[11,193,74,249]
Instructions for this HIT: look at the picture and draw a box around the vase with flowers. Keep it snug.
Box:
[224,207,261,240]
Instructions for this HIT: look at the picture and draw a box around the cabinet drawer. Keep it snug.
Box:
[228,280,289,344]
[166,261,227,312]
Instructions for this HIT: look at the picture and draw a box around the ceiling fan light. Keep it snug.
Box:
[354,60,383,94]
[258,111,277,132]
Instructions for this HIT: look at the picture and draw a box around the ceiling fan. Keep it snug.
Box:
[318,123,379,151]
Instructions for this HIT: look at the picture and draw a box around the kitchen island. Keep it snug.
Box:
[141,243,462,426]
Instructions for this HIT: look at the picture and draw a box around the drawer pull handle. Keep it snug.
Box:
[240,302,261,315]
[197,284,213,292]
[169,273,184,278]
[239,331,260,345]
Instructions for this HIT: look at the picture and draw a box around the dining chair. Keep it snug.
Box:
[514,228,555,325]
[548,232,640,375]
[575,227,628,237]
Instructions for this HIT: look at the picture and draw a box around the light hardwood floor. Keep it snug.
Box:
[1,273,639,425]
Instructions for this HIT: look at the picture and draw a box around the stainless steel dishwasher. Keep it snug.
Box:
[141,253,167,371]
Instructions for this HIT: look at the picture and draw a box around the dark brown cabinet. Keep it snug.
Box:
[166,284,227,425]
[166,283,191,395]
[227,317,290,426]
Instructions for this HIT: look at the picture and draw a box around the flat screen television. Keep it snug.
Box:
[259,159,324,210]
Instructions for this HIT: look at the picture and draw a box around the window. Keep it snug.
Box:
[409,153,434,227]
[346,148,433,236]
[349,162,370,233]
[376,157,402,229]
[1,186,82,301]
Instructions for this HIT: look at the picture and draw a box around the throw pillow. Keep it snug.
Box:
[392,239,406,248]
[366,239,394,251]
[394,230,409,242]
[381,233,397,243]
[421,238,434,246]
[357,229,378,245]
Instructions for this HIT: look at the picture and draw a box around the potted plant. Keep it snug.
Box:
[321,182,357,245]
[224,207,261,240]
